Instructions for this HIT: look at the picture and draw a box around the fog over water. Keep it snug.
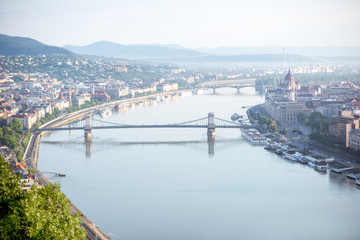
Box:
[38,88,360,240]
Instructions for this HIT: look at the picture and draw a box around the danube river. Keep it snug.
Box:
[38,88,360,240]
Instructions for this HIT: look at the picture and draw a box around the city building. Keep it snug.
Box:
[349,129,360,150]
[91,91,110,102]
[328,110,360,147]
[157,83,178,92]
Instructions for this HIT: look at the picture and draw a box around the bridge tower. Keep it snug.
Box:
[84,113,92,142]
[207,112,216,140]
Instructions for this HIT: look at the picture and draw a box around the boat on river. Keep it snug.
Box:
[298,156,309,164]
[284,153,298,161]
[264,142,278,151]
[231,113,240,120]
[275,148,283,155]
[100,107,112,117]
[355,178,360,186]
[347,173,360,180]
[241,129,267,144]
[307,156,328,171]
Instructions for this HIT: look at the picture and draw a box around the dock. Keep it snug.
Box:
[346,173,360,180]
[331,167,354,173]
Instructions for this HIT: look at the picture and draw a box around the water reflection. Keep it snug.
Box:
[41,138,241,158]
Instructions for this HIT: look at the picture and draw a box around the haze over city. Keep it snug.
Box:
[2,1,360,240]
[1,0,360,48]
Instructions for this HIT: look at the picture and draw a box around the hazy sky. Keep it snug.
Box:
[1,0,359,48]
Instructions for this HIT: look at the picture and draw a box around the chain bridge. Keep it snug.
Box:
[33,112,259,142]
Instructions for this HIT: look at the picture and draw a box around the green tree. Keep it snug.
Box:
[0,156,26,239]
[269,120,277,133]
[9,119,22,133]
[297,112,307,124]
[259,116,269,125]
[279,128,287,135]
[308,112,323,128]
[308,112,328,135]
[25,183,85,239]
[0,156,86,239]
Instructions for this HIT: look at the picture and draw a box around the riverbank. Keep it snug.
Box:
[247,104,360,176]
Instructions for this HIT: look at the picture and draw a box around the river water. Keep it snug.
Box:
[38,88,360,240]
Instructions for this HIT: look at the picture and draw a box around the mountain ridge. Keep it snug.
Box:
[0,34,73,56]
[63,40,205,59]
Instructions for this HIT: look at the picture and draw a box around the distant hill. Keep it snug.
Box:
[199,46,360,57]
[63,41,205,59]
[0,34,73,56]
[189,54,312,63]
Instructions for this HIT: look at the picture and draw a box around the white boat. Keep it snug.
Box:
[100,107,112,117]
[275,148,283,155]
[284,153,298,161]
[347,173,360,180]
[355,178,360,186]
[180,91,193,97]
[264,143,278,151]
[324,156,335,162]
[307,156,327,170]
[298,156,309,164]
[292,152,303,161]
[241,129,267,144]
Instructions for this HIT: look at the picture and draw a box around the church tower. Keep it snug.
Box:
[68,87,72,107]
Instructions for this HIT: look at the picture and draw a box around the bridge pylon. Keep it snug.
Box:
[207,112,216,140]
[84,113,92,142]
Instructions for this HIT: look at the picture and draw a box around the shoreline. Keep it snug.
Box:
[247,104,360,171]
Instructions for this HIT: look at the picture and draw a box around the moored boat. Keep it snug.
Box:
[298,156,309,164]
[307,156,327,170]
[347,173,360,180]
[231,113,240,120]
[241,129,267,144]
[264,143,278,151]
[284,153,298,161]
[100,107,112,117]
[275,148,283,155]
[355,177,360,186]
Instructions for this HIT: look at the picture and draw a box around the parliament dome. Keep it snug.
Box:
[285,69,295,83]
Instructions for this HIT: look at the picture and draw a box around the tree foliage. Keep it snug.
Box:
[296,112,307,124]
[0,156,86,239]
[308,112,328,135]
[9,119,22,133]
[269,120,277,133]
[0,156,26,239]
[0,126,21,150]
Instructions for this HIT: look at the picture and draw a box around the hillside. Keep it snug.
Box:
[0,34,73,56]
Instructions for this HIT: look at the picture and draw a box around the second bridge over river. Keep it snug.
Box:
[33,112,259,142]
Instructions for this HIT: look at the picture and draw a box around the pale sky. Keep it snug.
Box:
[0,0,359,48]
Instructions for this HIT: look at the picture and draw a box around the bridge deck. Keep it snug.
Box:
[34,124,255,131]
